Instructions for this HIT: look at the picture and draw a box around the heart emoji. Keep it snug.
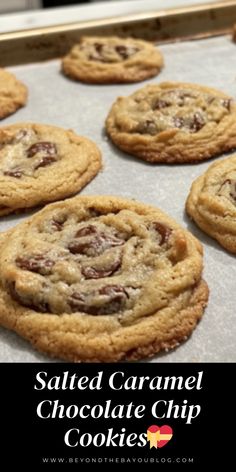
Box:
[147,425,173,448]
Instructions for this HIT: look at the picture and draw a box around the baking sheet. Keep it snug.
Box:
[1,35,236,362]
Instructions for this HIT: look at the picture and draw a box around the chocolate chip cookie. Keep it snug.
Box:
[106,82,236,163]
[0,195,208,362]
[62,36,164,84]
[0,68,28,120]
[233,24,236,42]
[186,155,236,253]
[0,123,102,216]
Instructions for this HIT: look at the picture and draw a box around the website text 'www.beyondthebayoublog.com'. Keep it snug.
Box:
[41,457,194,464]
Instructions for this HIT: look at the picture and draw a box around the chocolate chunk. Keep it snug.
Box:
[69,292,101,314]
[218,179,236,201]
[34,156,57,170]
[115,45,128,59]
[178,91,194,99]
[207,96,215,105]
[221,99,231,111]
[27,142,57,158]
[88,43,105,62]
[88,207,104,217]
[115,45,138,60]
[52,220,63,231]
[224,179,236,200]
[87,207,120,217]
[89,42,138,62]
[88,54,106,62]
[173,113,205,133]
[175,91,195,105]
[189,112,205,132]
[51,217,66,231]
[98,234,125,249]
[99,284,127,297]
[16,254,54,275]
[6,281,50,312]
[173,117,185,129]
[220,178,231,187]
[76,225,98,238]
[69,284,128,315]
[68,292,86,310]
[82,257,121,279]
[156,90,195,109]
[14,129,29,142]
[153,99,171,110]
[7,281,22,304]
[153,90,201,113]
[99,284,128,313]
[94,42,104,54]
[207,96,231,110]
[137,120,157,135]
[24,299,51,313]
[152,222,172,245]
[69,228,125,256]
[4,169,23,178]
[32,300,51,313]
[230,181,236,200]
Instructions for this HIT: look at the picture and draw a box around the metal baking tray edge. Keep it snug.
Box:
[0,1,236,66]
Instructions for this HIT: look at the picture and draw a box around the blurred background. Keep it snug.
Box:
[0,1,223,32]
[2,0,216,33]
[0,0,127,14]
[0,1,223,15]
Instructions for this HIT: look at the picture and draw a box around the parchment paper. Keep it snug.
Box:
[1,35,236,362]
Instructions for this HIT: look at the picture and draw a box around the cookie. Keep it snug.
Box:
[233,24,236,42]
[106,82,236,163]
[0,123,102,216]
[0,195,208,362]
[62,36,164,84]
[186,155,236,253]
[0,68,27,120]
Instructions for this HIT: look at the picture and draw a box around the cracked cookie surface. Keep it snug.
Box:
[62,36,164,84]
[186,154,236,253]
[0,123,102,216]
[0,195,208,362]
[106,82,236,163]
[0,68,27,120]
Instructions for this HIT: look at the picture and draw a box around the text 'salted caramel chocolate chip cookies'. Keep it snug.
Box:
[106,82,236,163]
[0,68,28,120]
[0,196,208,362]
[0,123,102,216]
[62,36,164,84]
[186,155,236,253]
